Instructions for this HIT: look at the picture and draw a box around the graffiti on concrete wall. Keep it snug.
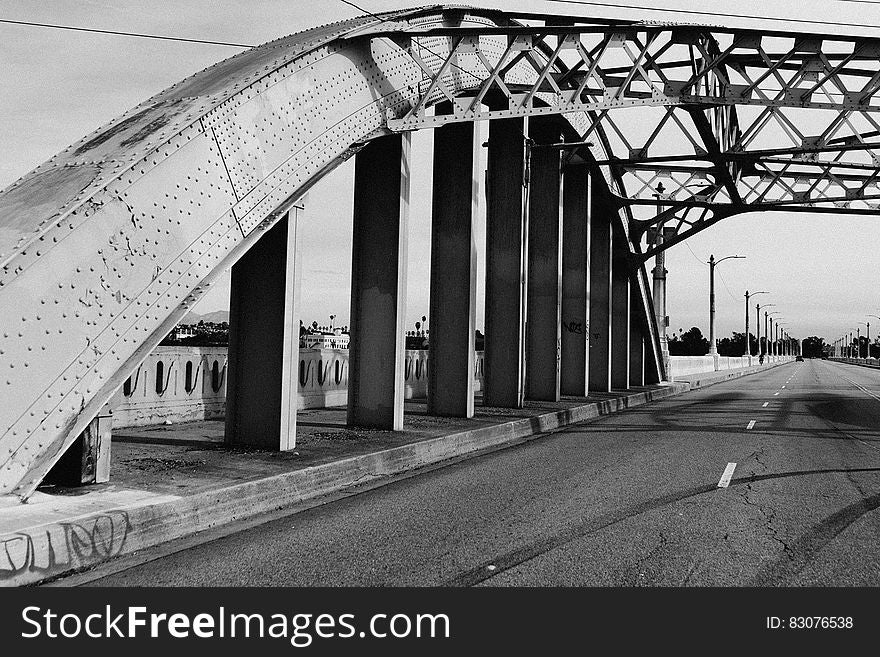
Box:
[0,511,129,583]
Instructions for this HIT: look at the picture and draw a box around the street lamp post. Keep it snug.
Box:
[868,315,880,359]
[708,254,744,356]
[744,290,768,363]
[759,303,776,360]
[858,322,869,360]
[651,183,670,375]
[768,313,782,359]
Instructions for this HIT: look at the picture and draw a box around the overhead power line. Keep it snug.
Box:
[683,240,706,265]
[546,0,880,31]
[716,268,738,302]
[0,17,255,48]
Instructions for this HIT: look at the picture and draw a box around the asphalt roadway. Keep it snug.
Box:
[71,359,880,586]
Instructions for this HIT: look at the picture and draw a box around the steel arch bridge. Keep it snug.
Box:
[0,5,877,499]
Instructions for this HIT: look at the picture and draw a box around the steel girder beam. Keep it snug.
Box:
[367,16,880,258]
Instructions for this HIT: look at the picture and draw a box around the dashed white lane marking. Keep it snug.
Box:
[762,402,769,407]
[746,420,756,430]
[718,463,737,488]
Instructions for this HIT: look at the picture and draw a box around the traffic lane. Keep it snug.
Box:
[482,359,880,585]
[84,364,825,587]
[777,359,880,585]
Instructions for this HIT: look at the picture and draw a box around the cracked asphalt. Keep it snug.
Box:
[77,359,880,586]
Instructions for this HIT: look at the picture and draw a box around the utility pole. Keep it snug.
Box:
[708,254,744,356]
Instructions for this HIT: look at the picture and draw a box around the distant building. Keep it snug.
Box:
[171,324,197,340]
[302,327,349,349]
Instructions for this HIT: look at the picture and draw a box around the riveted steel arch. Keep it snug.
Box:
[0,6,643,499]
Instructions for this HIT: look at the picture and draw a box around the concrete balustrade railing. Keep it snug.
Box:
[668,354,794,380]
[111,347,487,429]
[829,357,880,368]
[111,347,785,428]
[109,346,228,428]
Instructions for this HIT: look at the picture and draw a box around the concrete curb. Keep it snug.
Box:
[2,364,781,587]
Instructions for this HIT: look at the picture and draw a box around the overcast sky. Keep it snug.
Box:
[1,0,879,342]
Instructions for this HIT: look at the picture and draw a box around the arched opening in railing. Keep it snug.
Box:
[211,360,221,393]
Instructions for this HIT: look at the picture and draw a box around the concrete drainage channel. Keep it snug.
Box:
[1,363,791,586]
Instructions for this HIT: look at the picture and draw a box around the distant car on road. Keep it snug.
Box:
[796,355,804,361]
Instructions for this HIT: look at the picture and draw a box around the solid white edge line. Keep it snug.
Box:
[718,462,737,488]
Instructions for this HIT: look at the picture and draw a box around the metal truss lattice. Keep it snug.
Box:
[360,15,880,258]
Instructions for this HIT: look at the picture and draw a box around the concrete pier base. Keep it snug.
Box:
[561,164,590,396]
[588,184,612,393]
[526,120,563,402]
[428,119,478,418]
[484,117,527,408]
[225,209,302,449]
[347,134,411,430]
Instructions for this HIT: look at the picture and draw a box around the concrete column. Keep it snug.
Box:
[561,163,590,397]
[629,283,645,386]
[610,232,630,390]
[428,119,478,417]
[348,133,410,430]
[526,120,563,401]
[484,117,527,408]
[226,208,302,449]
[588,183,613,393]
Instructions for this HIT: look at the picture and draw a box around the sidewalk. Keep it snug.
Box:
[0,361,791,586]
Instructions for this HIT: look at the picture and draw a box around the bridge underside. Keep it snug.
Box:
[0,6,876,498]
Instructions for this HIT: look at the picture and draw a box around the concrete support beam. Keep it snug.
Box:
[347,133,410,430]
[526,120,563,401]
[484,117,527,408]
[561,164,590,397]
[588,184,613,393]
[428,120,478,418]
[225,208,302,449]
[610,238,630,390]
[628,283,645,387]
